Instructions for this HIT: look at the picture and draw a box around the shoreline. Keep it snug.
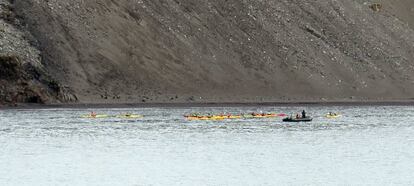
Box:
[2,100,414,109]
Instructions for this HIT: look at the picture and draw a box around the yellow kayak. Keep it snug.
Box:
[325,114,341,118]
[81,114,109,118]
[204,116,225,120]
[185,116,226,121]
[185,114,244,120]
[116,114,143,119]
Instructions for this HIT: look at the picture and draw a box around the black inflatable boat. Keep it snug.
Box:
[282,117,313,122]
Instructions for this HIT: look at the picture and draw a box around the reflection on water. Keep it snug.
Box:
[1,106,414,185]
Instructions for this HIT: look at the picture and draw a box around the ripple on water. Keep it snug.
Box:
[1,106,414,185]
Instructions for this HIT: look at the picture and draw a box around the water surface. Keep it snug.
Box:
[1,106,413,185]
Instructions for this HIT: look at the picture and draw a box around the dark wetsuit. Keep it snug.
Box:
[302,110,306,118]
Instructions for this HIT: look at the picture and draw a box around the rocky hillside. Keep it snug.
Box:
[2,0,414,104]
[0,0,77,106]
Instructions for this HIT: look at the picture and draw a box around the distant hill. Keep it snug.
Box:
[1,0,414,105]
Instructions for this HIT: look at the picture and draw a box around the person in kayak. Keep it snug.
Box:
[302,110,306,118]
[90,112,97,118]
[328,112,337,116]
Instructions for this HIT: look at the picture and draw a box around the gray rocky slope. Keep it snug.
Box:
[1,0,414,104]
[1,0,76,105]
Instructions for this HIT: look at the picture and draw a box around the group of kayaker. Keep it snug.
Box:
[186,112,275,117]
[184,112,286,120]
[84,110,340,121]
[84,112,142,119]
[185,110,343,121]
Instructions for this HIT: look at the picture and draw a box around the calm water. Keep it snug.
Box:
[0,106,413,185]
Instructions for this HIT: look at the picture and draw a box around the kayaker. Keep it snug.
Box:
[302,110,306,118]
[91,112,97,118]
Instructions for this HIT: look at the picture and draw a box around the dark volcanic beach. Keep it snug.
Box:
[2,100,414,110]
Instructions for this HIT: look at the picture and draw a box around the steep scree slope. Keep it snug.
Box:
[0,0,76,105]
[4,0,414,103]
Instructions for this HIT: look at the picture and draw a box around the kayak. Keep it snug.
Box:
[185,113,283,120]
[282,117,313,122]
[325,114,341,118]
[81,114,109,118]
[243,114,282,118]
[186,116,225,121]
[185,115,242,120]
[117,114,143,119]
